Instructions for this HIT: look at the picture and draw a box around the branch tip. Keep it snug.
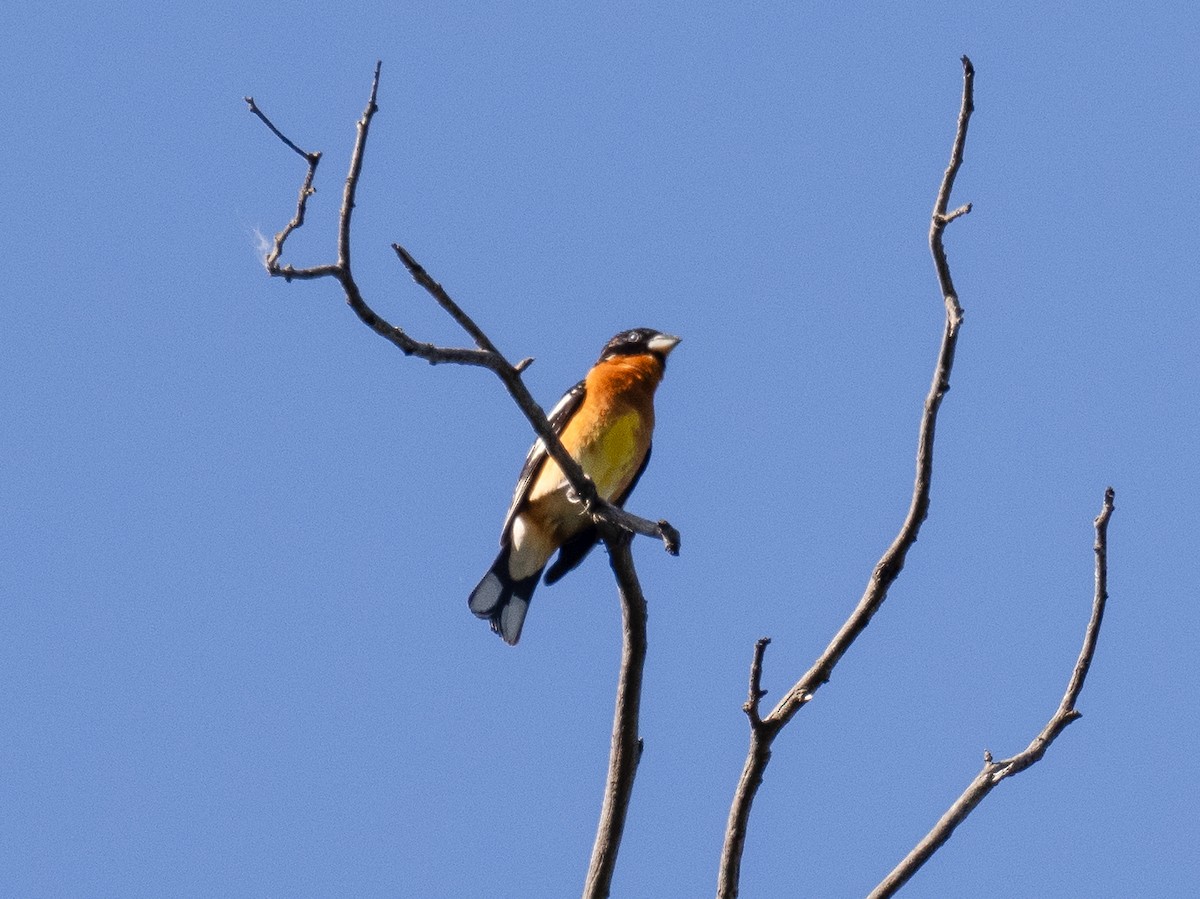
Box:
[367,60,382,113]
[658,521,681,555]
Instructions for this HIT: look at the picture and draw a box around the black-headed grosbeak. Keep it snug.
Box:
[469,328,681,644]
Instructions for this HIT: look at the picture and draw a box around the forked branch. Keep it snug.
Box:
[717,56,976,898]
[248,61,674,898]
[868,487,1115,897]
[245,63,678,555]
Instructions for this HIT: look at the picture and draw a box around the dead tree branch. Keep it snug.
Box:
[868,487,1115,898]
[248,61,675,898]
[244,63,677,554]
[583,533,649,898]
[716,56,976,898]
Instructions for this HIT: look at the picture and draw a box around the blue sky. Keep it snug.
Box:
[3,2,1197,896]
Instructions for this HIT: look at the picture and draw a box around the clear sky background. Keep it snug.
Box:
[3,3,1197,897]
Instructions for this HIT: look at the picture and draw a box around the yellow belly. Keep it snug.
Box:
[508,410,646,580]
[579,410,642,498]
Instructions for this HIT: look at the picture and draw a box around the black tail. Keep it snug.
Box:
[468,546,541,645]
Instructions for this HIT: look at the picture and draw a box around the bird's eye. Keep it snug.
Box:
[626,330,640,342]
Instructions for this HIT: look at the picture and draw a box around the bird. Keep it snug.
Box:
[468,328,680,644]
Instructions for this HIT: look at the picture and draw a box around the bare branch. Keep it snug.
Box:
[583,532,649,898]
[717,56,976,899]
[247,63,678,553]
[249,64,680,896]
[868,487,1115,898]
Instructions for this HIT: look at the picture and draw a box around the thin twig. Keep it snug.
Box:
[243,97,323,277]
[743,638,772,727]
[244,96,319,163]
[868,487,1115,898]
[583,532,649,899]
[393,243,504,356]
[717,56,975,899]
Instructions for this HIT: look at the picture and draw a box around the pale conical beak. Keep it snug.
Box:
[648,333,681,355]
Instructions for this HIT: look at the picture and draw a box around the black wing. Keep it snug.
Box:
[499,379,587,544]
[543,442,652,585]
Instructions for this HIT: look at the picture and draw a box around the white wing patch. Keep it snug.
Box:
[510,516,528,552]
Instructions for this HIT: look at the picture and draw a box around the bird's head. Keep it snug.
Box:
[598,329,681,366]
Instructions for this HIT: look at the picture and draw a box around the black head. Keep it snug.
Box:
[598,328,682,364]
